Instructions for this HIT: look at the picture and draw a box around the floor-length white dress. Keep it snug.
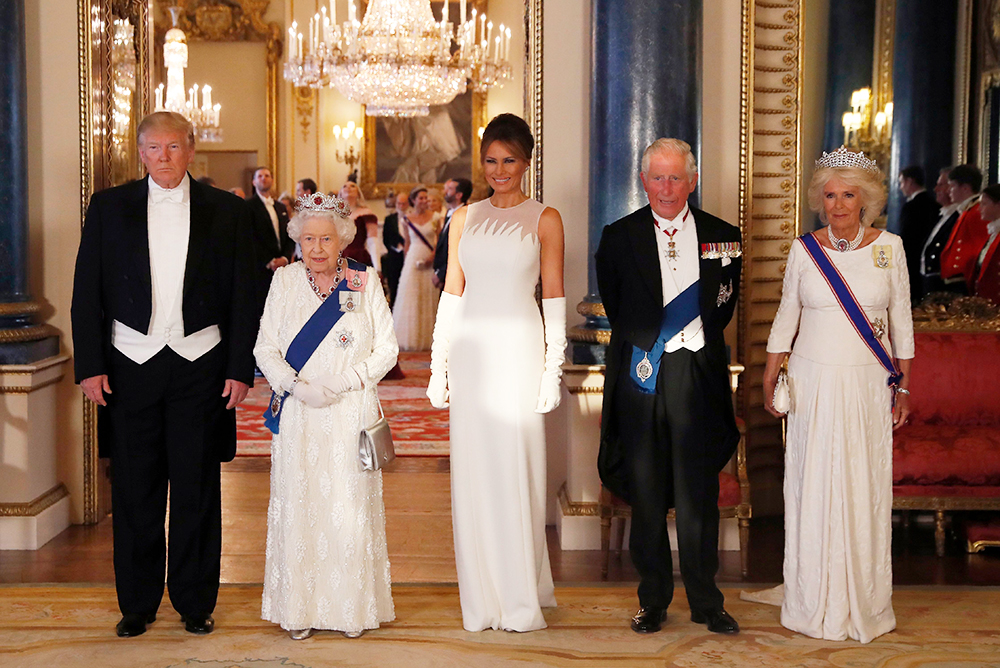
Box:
[254,262,398,633]
[767,231,914,643]
[393,214,439,350]
[448,198,556,632]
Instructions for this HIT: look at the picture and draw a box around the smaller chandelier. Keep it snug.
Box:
[154,7,222,142]
[284,0,512,117]
[841,87,892,166]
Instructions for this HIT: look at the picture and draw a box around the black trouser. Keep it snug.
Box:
[107,346,225,619]
[615,347,725,614]
[382,249,404,308]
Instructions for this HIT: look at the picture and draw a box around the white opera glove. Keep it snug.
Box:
[535,297,567,414]
[293,379,333,409]
[427,291,461,408]
[316,368,363,399]
[365,236,382,274]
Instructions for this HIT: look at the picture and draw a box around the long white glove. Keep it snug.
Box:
[535,297,567,413]
[427,291,461,408]
[316,368,363,398]
[293,379,333,409]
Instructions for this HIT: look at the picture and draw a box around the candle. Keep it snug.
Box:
[349,0,356,24]
[505,27,511,61]
[155,84,163,110]
[480,13,486,44]
[213,103,220,127]
[297,34,303,60]
[331,0,336,25]
[189,86,196,110]
[202,84,212,110]
[486,21,493,51]
[442,0,448,24]
[460,0,466,25]
[494,36,501,64]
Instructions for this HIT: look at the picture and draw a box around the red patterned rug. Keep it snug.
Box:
[236,352,449,457]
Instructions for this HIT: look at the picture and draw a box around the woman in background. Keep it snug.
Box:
[339,181,379,268]
[392,185,440,350]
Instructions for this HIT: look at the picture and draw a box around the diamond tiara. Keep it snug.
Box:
[296,191,352,218]
[815,146,879,173]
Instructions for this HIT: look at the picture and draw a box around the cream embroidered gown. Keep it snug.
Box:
[766,231,914,644]
[392,213,439,350]
[254,262,398,633]
[449,198,556,632]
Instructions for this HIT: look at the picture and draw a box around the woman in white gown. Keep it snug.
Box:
[392,186,440,350]
[426,113,568,632]
[763,147,914,644]
[254,192,398,640]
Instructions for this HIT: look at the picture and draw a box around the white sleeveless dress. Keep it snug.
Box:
[449,198,556,632]
[392,214,439,350]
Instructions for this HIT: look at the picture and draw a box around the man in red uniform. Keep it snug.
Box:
[972,185,1000,305]
[940,164,986,292]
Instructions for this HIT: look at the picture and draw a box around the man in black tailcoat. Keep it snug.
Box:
[596,138,741,635]
[897,165,940,303]
[71,112,257,638]
[246,166,294,315]
[432,177,473,290]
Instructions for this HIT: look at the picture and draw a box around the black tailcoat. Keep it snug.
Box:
[899,190,940,302]
[595,205,741,504]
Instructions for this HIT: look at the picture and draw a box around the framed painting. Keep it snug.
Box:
[361,0,488,200]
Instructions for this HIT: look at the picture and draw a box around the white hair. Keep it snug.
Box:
[641,138,698,180]
[287,210,355,247]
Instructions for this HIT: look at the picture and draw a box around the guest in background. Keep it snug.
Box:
[897,166,940,303]
[196,175,216,187]
[277,192,295,212]
[940,164,985,293]
[338,181,378,268]
[427,187,445,217]
[247,166,294,316]
[764,148,913,644]
[382,192,408,308]
[296,178,318,199]
[971,184,1000,304]
[919,168,962,297]
[229,187,246,199]
[255,192,397,640]
[393,186,440,350]
[432,178,473,290]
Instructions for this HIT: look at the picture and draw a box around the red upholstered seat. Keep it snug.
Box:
[894,425,1000,486]
[904,332,1000,427]
[966,518,1000,543]
[893,484,1000,498]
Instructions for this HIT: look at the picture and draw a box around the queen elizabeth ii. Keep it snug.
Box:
[254,192,398,640]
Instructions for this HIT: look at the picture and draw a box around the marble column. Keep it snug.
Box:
[0,0,58,364]
[572,0,702,364]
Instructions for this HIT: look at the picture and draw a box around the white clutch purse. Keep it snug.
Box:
[772,369,790,414]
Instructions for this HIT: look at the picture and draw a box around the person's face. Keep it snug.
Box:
[139,128,195,190]
[980,195,1000,222]
[340,182,359,205]
[949,180,974,204]
[897,175,916,197]
[822,176,863,227]
[396,193,409,212]
[300,217,344,275]
[428,192,443,211]
[412,191,429,213]
[443,180,460,205]
[253,169,274,195]
[483,141,528,196]
[295,182,307,198]
[640,151,698,220]
[934,173,952,206]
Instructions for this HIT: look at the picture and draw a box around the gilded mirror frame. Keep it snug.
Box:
[77,0,152,524]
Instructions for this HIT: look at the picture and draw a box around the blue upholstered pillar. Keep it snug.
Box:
[821,0,876,155]
[886,0,957,232]
[0,0,58,363]
[576,0,702,363]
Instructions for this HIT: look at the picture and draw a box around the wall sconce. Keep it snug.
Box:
[332,120,363,176]
[841,87,892,168]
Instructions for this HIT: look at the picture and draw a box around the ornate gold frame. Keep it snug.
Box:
[153,0,283,167]
[525,0,543,200]
[78,0,152,524]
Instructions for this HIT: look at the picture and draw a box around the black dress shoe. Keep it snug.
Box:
[691,608,740,634]
[116,613,155,638]
[630,607,667,633]
[180,614,215,635]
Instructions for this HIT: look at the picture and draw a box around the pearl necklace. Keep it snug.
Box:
[828,224,864,252]
[307,258,343,301]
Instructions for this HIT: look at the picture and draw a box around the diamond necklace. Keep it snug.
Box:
[307,258,343,301]
[827,224,865,252]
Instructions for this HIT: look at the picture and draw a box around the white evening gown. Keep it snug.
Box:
[449,198,556,632]
[392,214,439,350]
[254,262,398,633]
[767,231,914,644]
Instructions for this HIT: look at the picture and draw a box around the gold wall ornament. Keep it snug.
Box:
[912,293,1000,331]
[294,86,314,142]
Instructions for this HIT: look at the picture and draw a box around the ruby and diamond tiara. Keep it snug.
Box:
[815,146,879,173]
[296,191,352,217]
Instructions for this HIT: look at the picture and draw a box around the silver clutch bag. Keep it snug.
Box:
[359,389,395,471]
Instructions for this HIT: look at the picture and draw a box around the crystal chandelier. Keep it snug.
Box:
[154,7,222,142]
[841,87,893,170]
[284,0,512,117]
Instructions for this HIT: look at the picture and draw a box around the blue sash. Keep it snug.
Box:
[262,263,362,434]
[406,218,435,251]
[799,233,902,388]
[629,280,701,394]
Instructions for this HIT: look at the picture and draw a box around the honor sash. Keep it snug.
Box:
[629,280,700,394]
[405,217,435,251]
[799,233,903,388]
[262,265,361,434]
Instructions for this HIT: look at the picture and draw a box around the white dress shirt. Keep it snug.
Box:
[976,220,1000,272]
[906,188,926,202]
[112,174,221,364]
[920,201,961,276]
[651,204,704,353]
[258,191,280,242]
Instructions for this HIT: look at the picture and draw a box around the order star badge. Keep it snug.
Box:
[636,353,653,382]
[717,280,733,307]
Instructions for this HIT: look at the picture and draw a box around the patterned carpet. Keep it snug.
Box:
[3,585,1000,667]
[236,352,449,457]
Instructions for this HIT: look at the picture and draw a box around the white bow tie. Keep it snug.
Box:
[262,196,274,207]
[150,188,183,205]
